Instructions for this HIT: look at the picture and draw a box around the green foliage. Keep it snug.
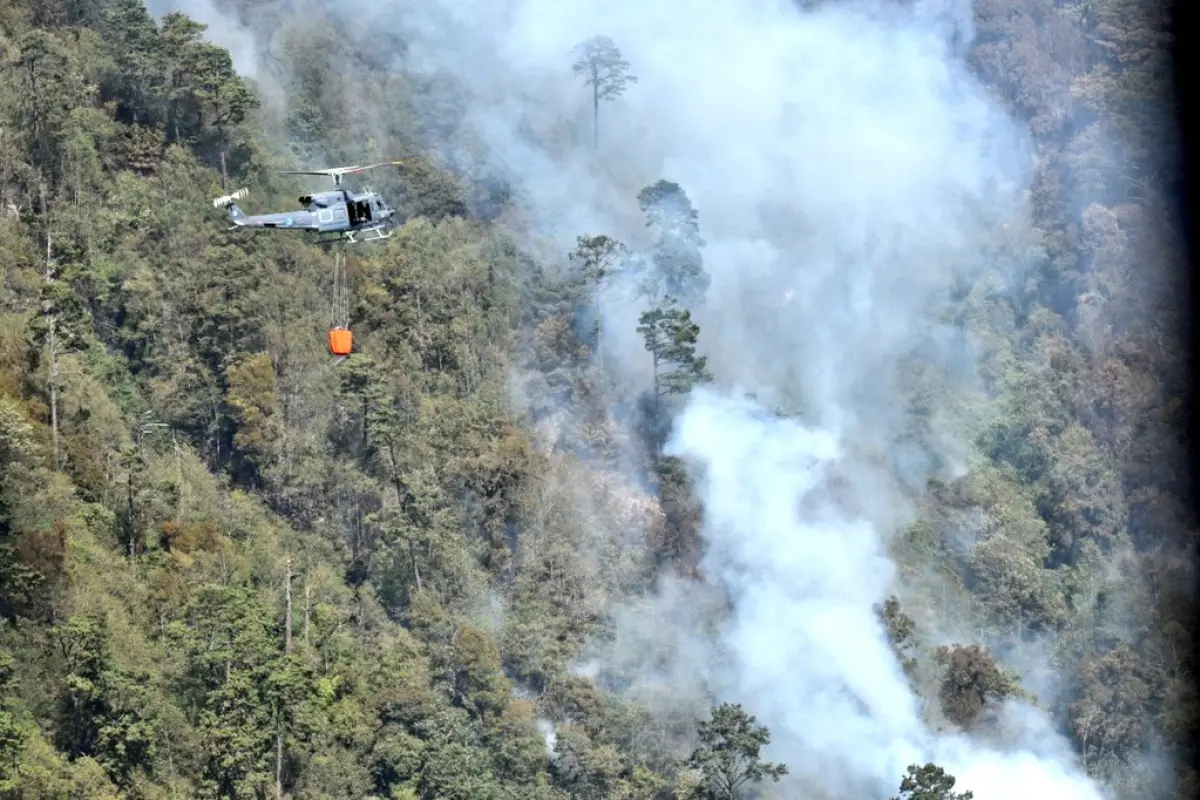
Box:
[571,36,638,102]
[638,296,712,400]
[0,395,49,622]
[1068,643,1155,764]
[0,650,25,793]
[686,703,788,799]
[878,595,919,682]
[934,644,1024,730]
[635,180,710,305]
[569,233,628,361]
[224,352,282,483]
[891,763,974,800]
[571,35,638,149]
[48,613,161,786]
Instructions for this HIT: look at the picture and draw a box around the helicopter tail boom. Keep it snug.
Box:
[212,187,251,226]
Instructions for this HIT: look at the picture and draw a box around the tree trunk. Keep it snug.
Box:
[284,557,293,653]
[409,540,423,592]
[387,444,423,592]
[652,352,660,416]
[303,580,311,644]
[127,466,137,558]
[173,431,184,518]
[215,103,229,190]
[39,187,60,471]
[652,352,663,459]
[275,726,284,799]
[45,233,60,470]
[594,290,603,367]
[593,82,600,151]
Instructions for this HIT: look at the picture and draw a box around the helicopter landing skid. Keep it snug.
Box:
[344,226,392,245]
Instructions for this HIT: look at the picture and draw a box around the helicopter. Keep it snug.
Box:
[211,161,407,245]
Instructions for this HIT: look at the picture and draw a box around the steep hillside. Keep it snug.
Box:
[1,1,1194,799]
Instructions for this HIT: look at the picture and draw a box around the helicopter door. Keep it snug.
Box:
[347,200,372,225]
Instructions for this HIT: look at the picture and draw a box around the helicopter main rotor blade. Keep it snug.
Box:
[336,161,413,172]
[278,169,357,177]
[279,161,412,187]
[279,160,410,178]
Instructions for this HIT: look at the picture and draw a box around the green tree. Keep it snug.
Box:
[52,613,111,760]
[571,36,638,150]
[877,595,919,682]
[891,763,974,800]
[482,699,547,788]
[224,352,282,485]
[176,585,282,797]
[568,233,628,365]
[638,295,711,411]
[0,398,43,623]
[934,644,1022,730]
[159,12,210,144]
[98,0,165,127]
[686,702,787,799]
[552,725,622,799]
[179,42,258,185]
[49,613,159,787]
[14,30,88,182]
[0,650,26,794]
[26,222,92,472]
[1068,643,1153,767]
[637,295,711,463]
[449,626,512,721]
[636,180,710,305]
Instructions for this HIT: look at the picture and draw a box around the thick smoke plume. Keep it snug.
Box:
[373,3,1105,795]
[665,391,1104,799]
[155,0,1113,797]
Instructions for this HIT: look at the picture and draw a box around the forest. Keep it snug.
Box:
[0,0,1193,798]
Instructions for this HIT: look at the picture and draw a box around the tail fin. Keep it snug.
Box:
[212,187,249,223]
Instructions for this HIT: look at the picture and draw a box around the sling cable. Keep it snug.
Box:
[328,244,353,365]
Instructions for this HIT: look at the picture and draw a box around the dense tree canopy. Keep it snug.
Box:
[0,0,1192,799]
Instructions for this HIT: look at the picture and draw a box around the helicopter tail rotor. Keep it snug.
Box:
[213,187,249,208]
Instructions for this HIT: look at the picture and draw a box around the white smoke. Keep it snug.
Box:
[144,0,262,75]
[666,390,1103,799]
[536,718,559,760]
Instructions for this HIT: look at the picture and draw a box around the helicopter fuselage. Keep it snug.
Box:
[220,188,397,242]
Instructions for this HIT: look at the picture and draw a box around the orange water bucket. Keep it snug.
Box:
[328,327,353,357]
